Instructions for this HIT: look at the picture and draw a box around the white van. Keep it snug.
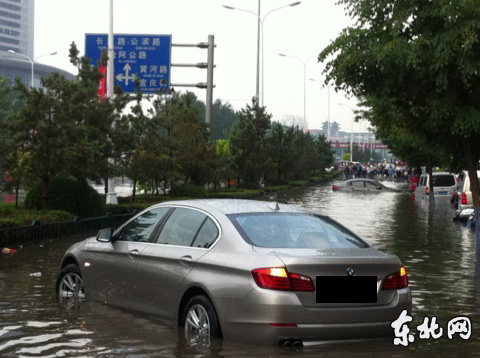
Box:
[456,170,480,211]
[415,172,457,198]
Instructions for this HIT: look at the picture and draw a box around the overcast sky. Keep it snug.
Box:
[35,0,363,132]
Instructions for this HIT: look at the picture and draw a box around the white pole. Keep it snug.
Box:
[205,35,214,126]
[107,0,114,100]
[303,63,307,130]
[30,61,34,88]
[106,0,117,205]
[350,113,353,162]
[224,2,300,108]
[327,84,330,140]
[255,0,261,104]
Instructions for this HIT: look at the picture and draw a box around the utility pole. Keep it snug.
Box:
[106,0,118,205]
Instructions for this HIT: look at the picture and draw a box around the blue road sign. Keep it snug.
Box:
[85,33,172,94]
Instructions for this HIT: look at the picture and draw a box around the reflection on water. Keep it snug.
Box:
[0,179,479,356]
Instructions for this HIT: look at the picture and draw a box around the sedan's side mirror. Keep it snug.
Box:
[96,228,113,242]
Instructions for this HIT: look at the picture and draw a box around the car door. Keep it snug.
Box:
[132,207,220,319]
[350,180,366,191]
[365,181,380,192]
[83,207,171,308]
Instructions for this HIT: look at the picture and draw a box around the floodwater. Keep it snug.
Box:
[1,179,479,357]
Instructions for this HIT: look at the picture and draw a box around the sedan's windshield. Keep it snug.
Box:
[229,213,368,249]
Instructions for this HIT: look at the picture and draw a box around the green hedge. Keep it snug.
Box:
[0,203,14,216]
[106,203,152,215]
[25,177,105,218]
[170,183,207,198]
[0,209,74,228]
[207,189,264,198]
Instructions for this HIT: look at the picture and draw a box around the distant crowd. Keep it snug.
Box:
[338,161,414,182]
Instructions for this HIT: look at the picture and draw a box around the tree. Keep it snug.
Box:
[315,135,335,170]
[3,43,129,208]
[211,99,239,141]
[212,139,235,190]
[319,0,480,242]
[290,130,318,179]
[265,122,295,184]
[229,99,271,188]
[0,76,26,206]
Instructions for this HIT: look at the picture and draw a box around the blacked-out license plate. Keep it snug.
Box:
[316,276,377,303]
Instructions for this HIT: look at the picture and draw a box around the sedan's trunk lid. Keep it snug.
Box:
[252,247,401,307]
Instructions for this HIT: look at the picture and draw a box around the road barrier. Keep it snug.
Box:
[0,213,135,248]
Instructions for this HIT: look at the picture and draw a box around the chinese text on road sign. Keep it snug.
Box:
[85,34,172,94]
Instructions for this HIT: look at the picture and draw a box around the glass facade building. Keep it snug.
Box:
[0,0,74,86]
[0,0,33,58]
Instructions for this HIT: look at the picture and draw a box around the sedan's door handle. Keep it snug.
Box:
[129,249,139,258]
[179,255,193,266]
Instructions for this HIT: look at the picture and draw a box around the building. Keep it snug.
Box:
[0,0,33,57]
[279,114,307,131]
[309,121,392,160]
[0,0,74,86]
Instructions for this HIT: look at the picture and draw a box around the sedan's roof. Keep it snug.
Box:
[156,199,312,215]
[347,178,379,183]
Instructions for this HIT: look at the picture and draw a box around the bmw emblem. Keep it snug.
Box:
[347,267,355,276]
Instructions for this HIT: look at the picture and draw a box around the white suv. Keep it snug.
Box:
[455,170,480,211]
[415,172,457,199]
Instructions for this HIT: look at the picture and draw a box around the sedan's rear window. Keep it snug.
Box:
[432,175,455,187]
[229,213,368,249]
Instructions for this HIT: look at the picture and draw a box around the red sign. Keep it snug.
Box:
[98,65,106,99]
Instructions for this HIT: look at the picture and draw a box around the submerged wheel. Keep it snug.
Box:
[56,264,85,300]
[182,295,221,345]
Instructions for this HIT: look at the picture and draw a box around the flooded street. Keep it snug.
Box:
[1,179,479,357]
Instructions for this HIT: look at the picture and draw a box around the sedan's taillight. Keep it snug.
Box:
[462,192,467,205]
[252,267,314,292]
[382,266,409,290]
[332,185,340,190]
[425,187,429,195]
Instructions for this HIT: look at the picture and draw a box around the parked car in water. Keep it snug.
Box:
[56,199,411,346]
[415,172,456,199]
[452,170,480,211]
[332,178,399,192]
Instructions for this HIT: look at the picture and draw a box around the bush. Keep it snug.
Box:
[24,177,105,218]
[0,203,14,216]
[118,194,167,204]
[106,203,152,215]
[207,188,263,198]
[169,183,207,198]
[0,210,73,228]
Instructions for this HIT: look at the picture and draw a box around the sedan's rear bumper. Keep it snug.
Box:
[226,320,395,345]
[217,287,411,345]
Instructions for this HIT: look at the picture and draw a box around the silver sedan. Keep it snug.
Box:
[333,179,400,192]
[56,199,411,346]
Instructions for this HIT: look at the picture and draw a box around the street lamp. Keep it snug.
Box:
[338,103,355,162]
[223,1,301,106]
[309,78,330,140]
[8,50,57,87]
[278,53,316,130]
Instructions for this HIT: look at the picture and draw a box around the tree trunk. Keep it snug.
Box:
[42,178,50,210]
[104,176,108,195]
[14,183,19,209]
[131,179,137,203]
